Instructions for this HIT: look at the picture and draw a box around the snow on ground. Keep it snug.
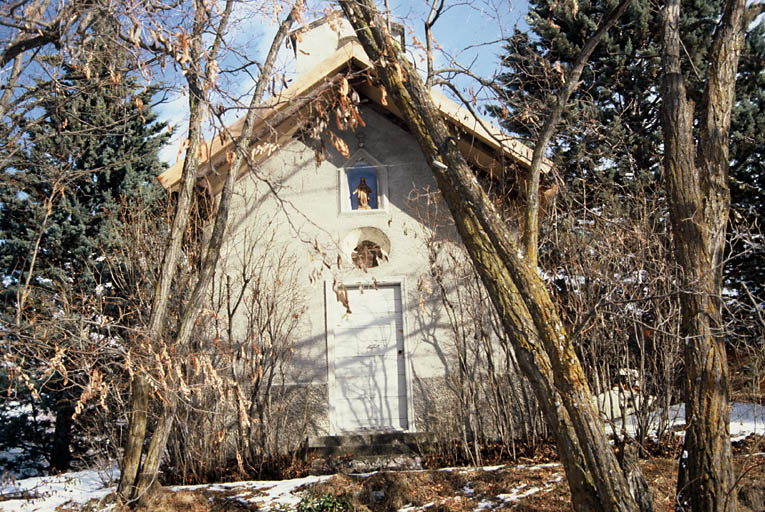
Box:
[0,463,564,512]
[2,402,763,512]
[0,467,117,512]
[472,469,565,511]
[169,474,332,510]
[0,471,333,512]
[622,401,765,441]
[725,402,763,441]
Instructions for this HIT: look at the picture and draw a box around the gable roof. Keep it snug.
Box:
[157,39,551,195]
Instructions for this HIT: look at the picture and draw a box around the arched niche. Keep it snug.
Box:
[341,227,391,269]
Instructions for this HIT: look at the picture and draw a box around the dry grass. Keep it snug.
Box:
[73,452,764,512]
[299,455,765,512]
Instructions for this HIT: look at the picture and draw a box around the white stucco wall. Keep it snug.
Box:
[292,16,356,76]
[220,105,457,406]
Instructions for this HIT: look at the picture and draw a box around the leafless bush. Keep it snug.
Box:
[0,199,168,474]
[726,217,765,404]
[410,186,547,464]
[163,219,312,483]
[540,178,684,445]
[410,173,690,453]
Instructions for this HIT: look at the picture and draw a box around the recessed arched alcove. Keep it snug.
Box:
[341,227,391,269]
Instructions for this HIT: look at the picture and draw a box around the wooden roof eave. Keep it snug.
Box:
[355,79,551,176]
[428,89,552,175]
[157,42,373,193]
[156,40,551,194]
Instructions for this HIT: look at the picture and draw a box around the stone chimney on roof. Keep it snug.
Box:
[290,13,405,75]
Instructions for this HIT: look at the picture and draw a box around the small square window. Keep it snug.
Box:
[338,150,388,214]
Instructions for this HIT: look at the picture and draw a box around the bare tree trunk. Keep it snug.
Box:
[119,376,149,498]
[660,0,745,509]
[117,15,210,495]
[118,0,300,502]
[337,2,651,511]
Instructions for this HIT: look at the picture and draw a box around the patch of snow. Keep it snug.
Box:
[398,501,435,511]
[475,465,505,471]
[350,471,378,477]
[474,498,496,510]
[436,464,507,472]
[623,402,765,441]
[169,474,332,510]
[730,402,765,441]
[0,467,117,511]
[1,470,335,512]
[498,484,543,501]
[513,462,561,470]
[471,469,563,512]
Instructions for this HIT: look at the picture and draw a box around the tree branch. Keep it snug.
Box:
[522,0,634,268]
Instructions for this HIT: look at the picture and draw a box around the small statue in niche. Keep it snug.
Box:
[353,177,374,210]
[352,240,385,269]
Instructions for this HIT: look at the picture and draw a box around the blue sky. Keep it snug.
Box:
[390,0,529,77]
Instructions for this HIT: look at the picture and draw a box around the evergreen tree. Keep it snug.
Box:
[1,73,166,295]
[0,54,167,473]
[491,0,764,296]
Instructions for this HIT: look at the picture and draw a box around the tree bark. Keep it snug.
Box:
[49,397,74,473]
[118,376,149,499]
[660,0,744,509]
[337,2,651,511]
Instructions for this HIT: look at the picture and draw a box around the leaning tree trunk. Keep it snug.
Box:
[338,2,652,511]
[660,0,745,509]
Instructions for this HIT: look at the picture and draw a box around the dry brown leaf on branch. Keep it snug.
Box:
[197,139,210,160]
[379,85,388,105]
[339,75,350,97]
[333,280,352,314]
[393,60,406,82]
[135,97,146,122]
[109,67,121,85]
[570,0,579,16]
[335,105,346,131]
[350,105,365,129]
[178,31,191,65]
[553,61,565,83]
[330,130,350,157]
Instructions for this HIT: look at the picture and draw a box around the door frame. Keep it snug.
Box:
[324,277,415,435]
